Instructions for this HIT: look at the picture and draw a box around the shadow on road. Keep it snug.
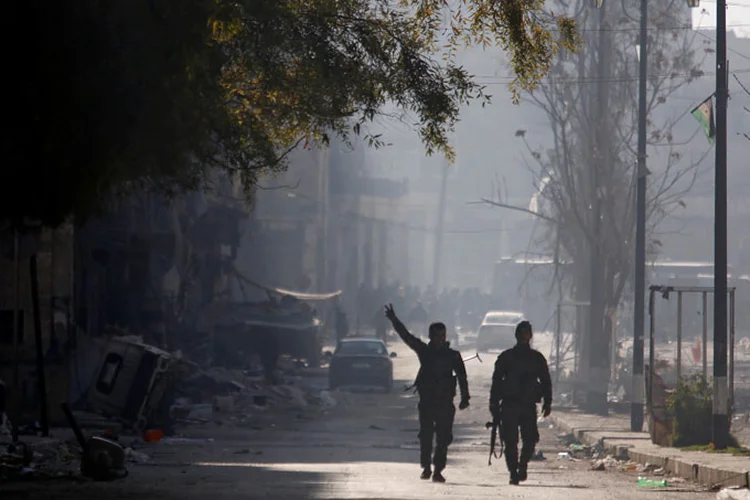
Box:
[1,467,335,500]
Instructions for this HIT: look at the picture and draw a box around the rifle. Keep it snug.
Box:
[462,352,483,363]
[485,417,503,465]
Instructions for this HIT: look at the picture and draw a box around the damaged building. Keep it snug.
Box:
[0,171,247,431]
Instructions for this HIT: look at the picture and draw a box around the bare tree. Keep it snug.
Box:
[485,0,708,413]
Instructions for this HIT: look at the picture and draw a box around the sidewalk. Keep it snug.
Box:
[551,410,750,489]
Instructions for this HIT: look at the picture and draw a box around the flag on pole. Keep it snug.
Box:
[691,95,716,144]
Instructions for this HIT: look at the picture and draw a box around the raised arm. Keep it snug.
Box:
[384,304,426,355]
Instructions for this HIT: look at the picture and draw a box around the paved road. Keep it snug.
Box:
[2,334,715,499]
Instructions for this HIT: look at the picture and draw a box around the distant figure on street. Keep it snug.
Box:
[384,304,470,483]
[408,301,429,339]
[372,307,389,345]
[335,306,349,346]
[489,321,552,485]
[408,301,429,324]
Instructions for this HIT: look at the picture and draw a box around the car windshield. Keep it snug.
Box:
[337,341,387,356]
[484,312,522,324]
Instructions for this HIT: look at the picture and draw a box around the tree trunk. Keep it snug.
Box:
[574,259,591,407]
[585,1,613,417]
[586,252,609,415]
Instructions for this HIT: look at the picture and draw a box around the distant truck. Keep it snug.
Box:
[213,289,341,376]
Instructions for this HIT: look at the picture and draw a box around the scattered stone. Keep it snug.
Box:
[125,448,150,464]
[636,462,658,473]
[590,455,620,470]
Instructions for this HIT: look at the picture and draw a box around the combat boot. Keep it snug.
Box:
[517,464,528,482]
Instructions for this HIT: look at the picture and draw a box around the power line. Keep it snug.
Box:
[693,28,750,62]
[533,23,750,33]
[697,0,750,7]
[474,68,750,85]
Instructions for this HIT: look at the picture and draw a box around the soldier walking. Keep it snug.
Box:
[384,304,470,483]
[489,320,552,485]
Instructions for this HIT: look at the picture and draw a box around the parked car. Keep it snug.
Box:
[476,311,524,352]
[329,338,396,391]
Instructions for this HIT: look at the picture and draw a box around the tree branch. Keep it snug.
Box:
[474,199,559,224]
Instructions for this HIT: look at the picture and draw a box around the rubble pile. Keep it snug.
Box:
[0,441,81,481]
[552,440,684,482]
[587,453,687,484]
[0,353,345,484]
[166,361,345,431]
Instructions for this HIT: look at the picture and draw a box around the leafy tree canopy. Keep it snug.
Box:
[3,0,578,227]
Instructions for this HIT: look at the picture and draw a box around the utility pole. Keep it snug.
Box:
[631,0,648,433]
[713,0,729,450]
[432,158,449,290]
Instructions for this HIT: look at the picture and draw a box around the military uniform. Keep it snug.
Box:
[391,319,470,475]
[489,343,552,482]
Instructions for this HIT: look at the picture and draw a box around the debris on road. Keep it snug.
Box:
[589,454,624,470]
[61,403,128,481]
[636,476,668,487]
[0,440,81,481]
[717,487,750,499]
[569,443,592,458]
[125,448,150,464]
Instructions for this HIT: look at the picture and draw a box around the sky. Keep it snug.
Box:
[692,0,750,37]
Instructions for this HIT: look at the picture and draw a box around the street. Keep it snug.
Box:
[2,334,715,500]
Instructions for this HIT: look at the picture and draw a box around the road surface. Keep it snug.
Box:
[2,333,714,499]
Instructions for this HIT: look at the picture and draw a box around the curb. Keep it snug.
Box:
[549,415,632,460]
[550,415,750,489]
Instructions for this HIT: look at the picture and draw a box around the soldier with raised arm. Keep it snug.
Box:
[384,304,470,483]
